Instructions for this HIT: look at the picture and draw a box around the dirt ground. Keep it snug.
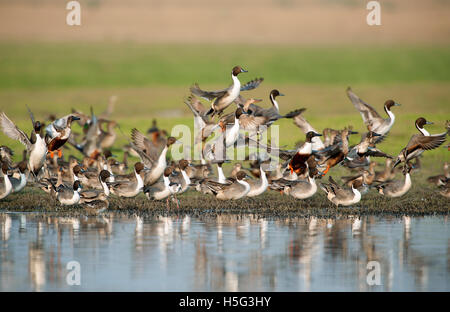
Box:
[0,0,449,44]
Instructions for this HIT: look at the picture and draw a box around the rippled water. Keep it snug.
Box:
[0,212,448,291]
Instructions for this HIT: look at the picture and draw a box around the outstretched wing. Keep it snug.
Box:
[0,112,31,149]
[406,133,447,152]
[190,84,229,101]
[240,77,264,91]
[346,87,383,130]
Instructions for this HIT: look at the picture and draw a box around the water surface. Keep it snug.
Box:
[0,212,448,291]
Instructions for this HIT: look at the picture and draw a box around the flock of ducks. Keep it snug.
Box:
[0,66,448,211]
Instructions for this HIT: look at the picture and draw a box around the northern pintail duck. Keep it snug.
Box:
[427,162,449,186]
[99,120,118,149]
[288,131,323,175]
[191,66,263,117]
[0,109,47,179]
[10,161,28,193]
[185,94,217,145]
[341,169,371,195]
[317,128,358,175]
[53,180,82,206]
[393,118,448,168]
[343,132,391,168]
[169,160,191,194]
[347,87,400,137]
[131,132,177,185]
[79,170,111,204]
[320,176,362,207]
[284,108,324,151]
[45,114,80,157]
[0,162,12,199]
[107,162,145,198]
[144,167,181,208]
[246,165,269,197]
[204,171,250,200]
[374,158,395,182]
[271,169,317,199]
[376,166,412,198]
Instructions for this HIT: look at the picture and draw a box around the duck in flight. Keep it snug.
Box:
[347,87,400,138]
[190,66,263,117]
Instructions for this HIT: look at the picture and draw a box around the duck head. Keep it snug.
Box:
[99,170,111,183]
[270,90,284,100]
[236,170,248,181]
[384,100,401,111]
[164,166,174,177]
[134,162,145,174]
[17,161,28,174]
[305,131,322,142]
[166,137,178,147]
[179,159,189,171]
[68,115,81,124]
[232,66,247,76]
[73,180,82,192]
[33,121,42,133]
[415,117,433,129]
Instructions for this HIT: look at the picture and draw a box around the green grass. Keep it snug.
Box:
[0,42,449,178]
[0,42,449,89]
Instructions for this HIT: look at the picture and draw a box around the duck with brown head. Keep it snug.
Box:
[0,161,13,199]
[107,162,146,198]
[144,166,182,209]
[0,108,48,180]
[45,114,81,158]
[190,66,263,117]
[347,87,400,136]
[288,131,323,176]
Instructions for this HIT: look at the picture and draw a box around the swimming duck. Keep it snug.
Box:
[204,171,250,200]
[107,162,145,198]
[0,110,47,179]
[427,162,449,186]
[191,66,263,117]
[45,114,80,157]
[347,87,400,136]
[393,118,448,168]
[144,167,181,208]
[376,165,412,198]
[0,162,12,199]
[288,131,323,175]
[319,176,362,207]
[10,161,28,193]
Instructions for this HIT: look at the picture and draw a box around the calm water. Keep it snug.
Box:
[0,212,448,291]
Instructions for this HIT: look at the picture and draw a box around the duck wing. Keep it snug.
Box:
[131,128,159,163]
[406,133,447,152]
[240,77,264,91]
[190,83,229,101]
[346,87,383,130]
[0,112,31,150]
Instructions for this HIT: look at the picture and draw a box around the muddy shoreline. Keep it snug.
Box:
[0,187,448,218]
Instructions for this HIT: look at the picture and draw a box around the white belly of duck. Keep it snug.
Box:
[29,135,47,174]
[247,171,268,197]
[388,174,412,198]
[58,192,80,206]
[13,173,27,192]
[290,178,317,199]
[0,175,12,199]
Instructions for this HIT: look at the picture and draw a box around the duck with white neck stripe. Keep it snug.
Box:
[0,162,13,200]
[106,162,145,198]
[288,131,323,176]
[191,66,263,117]
[204,171,250,200]
[144,167,181,209]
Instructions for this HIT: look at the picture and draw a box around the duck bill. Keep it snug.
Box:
[393,158,402,168]
[426,121,433,125]
[240,68,248,73]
